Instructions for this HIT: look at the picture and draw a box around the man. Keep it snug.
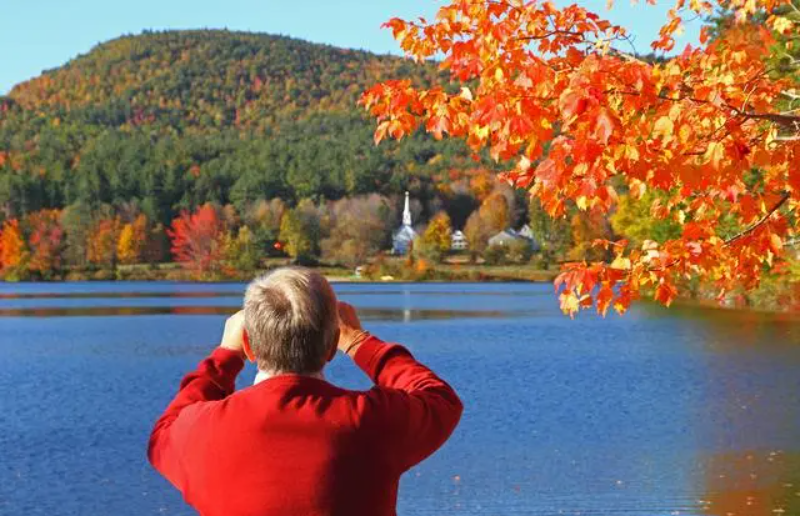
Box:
[148,267,463,516]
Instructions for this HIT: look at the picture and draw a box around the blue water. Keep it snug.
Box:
[0,281,798,516]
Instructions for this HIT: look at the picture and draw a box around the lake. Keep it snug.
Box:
[0,281,798,516]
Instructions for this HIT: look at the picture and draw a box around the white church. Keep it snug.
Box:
[392,192,417,255]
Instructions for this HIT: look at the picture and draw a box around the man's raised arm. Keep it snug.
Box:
[147,311,246,488]
[337,302,464,472]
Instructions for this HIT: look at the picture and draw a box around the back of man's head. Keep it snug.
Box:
[243,267,338,374]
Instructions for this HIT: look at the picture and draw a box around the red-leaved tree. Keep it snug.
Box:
[167,204,227,278]
[26,209,64,278]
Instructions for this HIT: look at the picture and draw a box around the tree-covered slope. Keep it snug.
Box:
[0,30,480,224]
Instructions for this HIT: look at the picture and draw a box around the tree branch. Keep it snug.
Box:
[723,191,791,248]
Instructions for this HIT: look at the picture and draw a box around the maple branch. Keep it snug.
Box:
[729,107,800,126]
[723,192,791,248]
[516,30,583,41]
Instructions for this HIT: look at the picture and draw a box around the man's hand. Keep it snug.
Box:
[337,302,370,358]
[220,310,247,360]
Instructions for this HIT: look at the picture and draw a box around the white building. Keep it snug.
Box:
[487,229,521,247]
[488,226,540,250]
[450,230,468,251]
[392,192,417,255]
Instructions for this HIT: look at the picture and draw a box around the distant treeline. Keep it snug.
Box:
[0,166,664,281]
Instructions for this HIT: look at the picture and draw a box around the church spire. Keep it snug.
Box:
[402,191,412,227]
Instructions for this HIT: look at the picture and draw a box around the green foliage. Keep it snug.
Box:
[506,239,534,264]
[610,192,681,247]
[528,197,572,266]
[60,202,94,267]
[223,226,262,271]
[483,244,508,266]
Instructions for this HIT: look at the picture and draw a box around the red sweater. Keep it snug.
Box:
[148,336,463,516]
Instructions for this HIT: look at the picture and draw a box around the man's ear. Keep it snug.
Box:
[327,329,340,363]
[243,330,256,363]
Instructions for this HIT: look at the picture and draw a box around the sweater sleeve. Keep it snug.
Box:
[354,335,463,472]
[147,347,244,489]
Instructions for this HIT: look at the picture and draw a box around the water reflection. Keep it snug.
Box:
[0,287,545,300]
[641,302,800,347]
[0,305,533,321]
[702,451,800,515]
[0,291,241,300]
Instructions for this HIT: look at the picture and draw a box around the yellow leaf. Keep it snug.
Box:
[653,116,674,140]
[704,141,725,169]
[494,67,504,82]
[771,16,794,34]
[611,256,632,270]
[560,292,580,318]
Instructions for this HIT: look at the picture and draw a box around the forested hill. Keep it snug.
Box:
[0,30,481,224]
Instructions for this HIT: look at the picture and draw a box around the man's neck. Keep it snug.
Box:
[254,369,326,385]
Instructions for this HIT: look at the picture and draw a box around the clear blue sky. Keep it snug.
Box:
[0,0,701,94]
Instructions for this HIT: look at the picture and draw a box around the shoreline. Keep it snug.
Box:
[3,266,798,318]
[0,261,560,284]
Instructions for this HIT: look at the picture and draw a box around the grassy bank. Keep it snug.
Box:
[28,258,559,284]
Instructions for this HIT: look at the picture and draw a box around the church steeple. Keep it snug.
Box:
[402,191,412,227]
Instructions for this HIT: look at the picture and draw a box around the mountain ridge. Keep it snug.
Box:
[0,29,483,224]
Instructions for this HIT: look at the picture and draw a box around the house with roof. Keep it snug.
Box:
[450,230,468,251]
[488,225,540,251]
[517,224,535,241]
[487,229,521,247]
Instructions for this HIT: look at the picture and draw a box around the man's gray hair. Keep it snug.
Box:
[243,267,338,374]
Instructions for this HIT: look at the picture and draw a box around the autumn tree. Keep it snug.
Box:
[362,0,800,316]
[168,204,227,278]
[0,219,28,280]
[25,209,64,279]
[417,211,453,263]
[321,195,392,267]
[88,217,121,270]
[117,214,148,265]
[567,211,613,262]
[463,210,493,261]
[478,190,513,234]
[279,199,322,264]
